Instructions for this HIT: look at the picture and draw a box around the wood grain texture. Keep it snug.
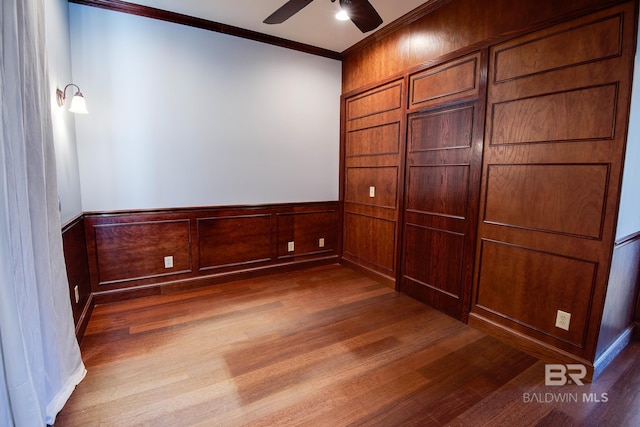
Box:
[94,219,192,284]
[343,212,396,275]
[490,85,617,145]
[407,105,474,152]
[62,216,93,340]
[340,0,637,384]
[400,51,487,321]
[346,121,401,157]
[409,54,481,109]
[492,12,623,83]
[472,2,637,365]
[476,240,596,348]
[596,234,640,358]
[342,0,626,93]
[483,164,608,238]
[342,78,406,283]
[56,265,640,426]
[406,165,470,219]
[84,202,339,294]
[346,81,403,120]
[403,224,464,296]
[276,210,336,259]
[198,215,272,271]
[345,166,398,208]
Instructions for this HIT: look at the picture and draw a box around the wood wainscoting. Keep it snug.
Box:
[62,215,94,341]
[82,202,339,302]
[594,231,640,375]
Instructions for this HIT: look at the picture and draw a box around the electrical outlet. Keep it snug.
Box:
[555,310,571,331]
[287,241,295,252]
[74,285,79,304]
[369,186,376,198]
[319,238,325,248]
[164,256,174,269]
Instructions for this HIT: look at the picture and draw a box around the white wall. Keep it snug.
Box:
[45,0,83,224]
[69,4,341,212]
[616,22,640,241]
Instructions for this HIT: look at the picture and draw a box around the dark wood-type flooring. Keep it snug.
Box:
[56,264,640,426]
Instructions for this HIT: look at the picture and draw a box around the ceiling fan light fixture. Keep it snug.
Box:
[264,0,382,33]
[335,9,350,21]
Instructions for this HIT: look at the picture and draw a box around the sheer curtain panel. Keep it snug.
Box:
[1,0,86,425]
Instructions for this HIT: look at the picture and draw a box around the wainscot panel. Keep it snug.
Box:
[62,215,93,341]
[594,232,640,375]
[83,202,339,297]
[198,215,272,271]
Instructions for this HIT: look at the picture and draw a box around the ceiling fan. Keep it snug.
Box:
[264,0,383,33]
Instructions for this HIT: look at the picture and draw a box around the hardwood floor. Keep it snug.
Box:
[56,264,640,426]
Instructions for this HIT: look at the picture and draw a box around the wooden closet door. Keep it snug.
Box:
[400,52,487,321]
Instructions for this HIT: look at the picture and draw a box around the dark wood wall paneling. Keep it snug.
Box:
[342,80,406,285]
[596,232,640,366]
[61,216,93,341]
[469,4,637,377]
[83,202,339,300]
[400,52,487,321]
[342,0,625,93]
[341,0,639,380]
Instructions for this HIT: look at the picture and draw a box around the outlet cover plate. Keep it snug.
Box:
[555,310,571,331]
[164,256,174,269]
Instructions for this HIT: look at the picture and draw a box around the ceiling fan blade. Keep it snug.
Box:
[264,0,314,24]
[340,0,383,33]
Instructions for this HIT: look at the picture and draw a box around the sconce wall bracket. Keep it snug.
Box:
[56,83,81,106]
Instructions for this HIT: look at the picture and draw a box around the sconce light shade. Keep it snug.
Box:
[56,84,88,114]
[68,93,88,114]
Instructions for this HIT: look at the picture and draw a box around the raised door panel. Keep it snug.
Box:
[401,51,486,321]
[409,52,482,110]
[404,225,464,297]
[471,3,636,361]
[408,105,474,151]
[406,165,470,219]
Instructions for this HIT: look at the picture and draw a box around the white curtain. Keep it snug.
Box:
[0,0,86,425]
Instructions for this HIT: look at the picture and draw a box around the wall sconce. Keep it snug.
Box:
[56,84,88,114]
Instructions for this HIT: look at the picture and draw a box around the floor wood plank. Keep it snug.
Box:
[56,264,640,426]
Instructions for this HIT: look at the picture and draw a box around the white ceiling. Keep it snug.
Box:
[119,0,432,53]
